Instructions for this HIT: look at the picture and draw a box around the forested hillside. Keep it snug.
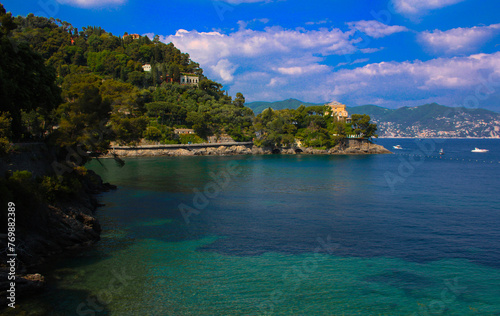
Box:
[0,3,254,152]
[246,99,322,114]
[0,3,376,157]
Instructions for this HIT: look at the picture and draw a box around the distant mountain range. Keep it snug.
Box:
[246,99,500,138]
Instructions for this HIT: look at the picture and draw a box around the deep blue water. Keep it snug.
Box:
[12,138,500,315]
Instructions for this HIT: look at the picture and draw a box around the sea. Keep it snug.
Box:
[9,138,500,315]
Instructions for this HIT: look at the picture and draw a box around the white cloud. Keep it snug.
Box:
[352,58,370,65]
[360,47,384,54]
[228,52,500,109]
[210,59,238,83]
[323,52,500,107]
[158,24,500,110]
[275,64,329,75]
[162,26,358,59]
[418,23,500,54]
[391,0,465,17]
[268,77,287,87]
[306,19,330,26]
[348,20,408,38]
[335,58,369,68]
[160,26,364,83]
[56,0,125,7]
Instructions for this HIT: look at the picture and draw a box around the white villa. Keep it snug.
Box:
[180,73,199,86]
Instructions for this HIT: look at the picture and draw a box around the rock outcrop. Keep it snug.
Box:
[105,139,391,157]
[0,144,115,306]
[329,139,392,154]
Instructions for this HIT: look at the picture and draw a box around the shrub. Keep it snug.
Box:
[74,166,88,177]
[10,170,33,182]
[0,137,11,156]
[40,175,73,202]
[144,126,162,141]
[179,133,204,144]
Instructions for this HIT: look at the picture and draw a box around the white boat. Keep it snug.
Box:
[393,145,403,150]
[471,147,489,153]
[439,148,444,155]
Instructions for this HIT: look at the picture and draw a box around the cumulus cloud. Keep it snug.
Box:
[324,52,500,107]
[275,64,329,75]
[163,26,357,59]
[418,24,500,55]
[348,20,408,38]
[158,23,500,109]
[160,26,364,83]
[228,52,500,109]
[210,59,238,82]
[56,0,125,7]
[391,0,466,17]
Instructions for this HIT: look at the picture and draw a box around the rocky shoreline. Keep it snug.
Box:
[0,144,115,307]
[105,139,392,158]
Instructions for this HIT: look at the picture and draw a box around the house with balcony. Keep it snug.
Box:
[180,73,199,86]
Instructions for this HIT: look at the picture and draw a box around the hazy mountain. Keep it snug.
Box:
[350,103,500,137]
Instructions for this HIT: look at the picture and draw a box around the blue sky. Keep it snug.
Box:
[3,0,500,110]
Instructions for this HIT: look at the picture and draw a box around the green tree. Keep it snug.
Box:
[0,4,61,140]
[53,73,111,156]
[349,114,378,139]
[234,92,245,107]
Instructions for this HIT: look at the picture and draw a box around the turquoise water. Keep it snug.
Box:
[13,139,500,315]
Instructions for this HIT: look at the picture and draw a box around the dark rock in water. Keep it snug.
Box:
[0,144,113,308]
[0,271,45,305]
[103,182,118,191]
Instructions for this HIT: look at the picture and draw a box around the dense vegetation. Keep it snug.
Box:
[246,98,323,114]
[0,3,377,158]
[254,106,376,148]
[0,4,252,148]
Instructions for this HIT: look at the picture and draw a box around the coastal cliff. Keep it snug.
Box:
[0,144,114,306]
[105,139,391,157]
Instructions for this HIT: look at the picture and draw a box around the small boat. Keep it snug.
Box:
[439,148,444,155]
[471,147,489,153]
[393,145,403,150]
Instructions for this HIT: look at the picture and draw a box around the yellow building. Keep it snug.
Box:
[123,33,140,40]
[326,101,350,122]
